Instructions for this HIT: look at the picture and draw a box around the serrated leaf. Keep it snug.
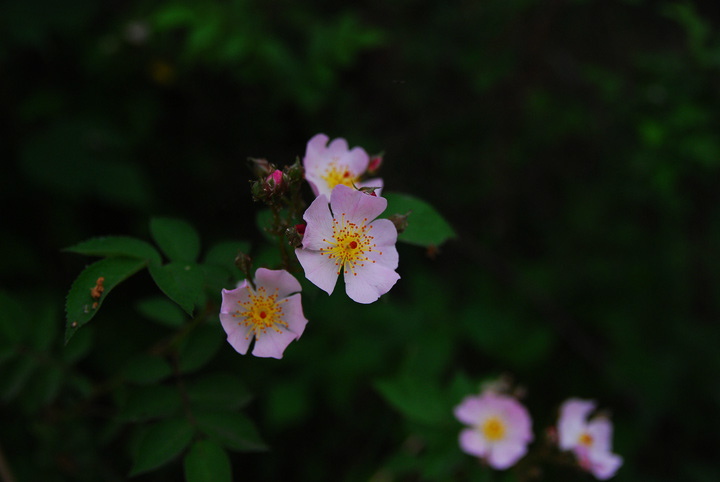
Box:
[148,262,204,316]
[184,440,232,482]
[178,325,224,374]
[194,410,268,452]
[64,257,147,343]
[135,296,187,327]
[129,418,194,476]
[150,218,200,262]
[374,375,450,426]
[186,373,253,410]
[383,192,455,247]
[62,325,94,364]
[123,354,173,385]
[119,385,182,422]
[64,236,161,264]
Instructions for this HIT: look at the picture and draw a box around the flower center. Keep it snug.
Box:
[320,213,381,276]
[232,286,288,339]
[578,432,593,447]
[481,416,506,442]
[320,161,358,191]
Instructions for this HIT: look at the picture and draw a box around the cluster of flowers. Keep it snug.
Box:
[219,134,400,359]
[455,385,623,479]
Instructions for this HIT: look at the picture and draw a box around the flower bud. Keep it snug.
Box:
[266,169,284,189]
[283,159,304,183]
[234,250,253,280]
[247,157,274,178]
[286,223,305,248]
[388,211,411,234]
[368,153,383,174]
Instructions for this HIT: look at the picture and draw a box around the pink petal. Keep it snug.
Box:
[558,398,596,450]
[343,146,370,174]
[221,315,253,355]
[487,440,528,470]
[587,450,623,480]
[330,184,387,224]
[502,398,534,442]
[255,268,302,299]
[586,417,613,453]
[454,396,487,425]
[459,428,488,458]
[301,194,334,251]
[295,248,339,296]
[303,133,330,171]
[343,261,400,304]
[306,178,321,197]
[326,137,349,157]
[280,294,308,338]
[251,326,297,359]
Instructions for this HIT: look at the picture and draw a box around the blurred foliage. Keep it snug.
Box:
[3,0,720,481]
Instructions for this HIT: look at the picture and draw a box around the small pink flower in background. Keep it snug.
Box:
[303,133,383,198]
[295,184,400,304]
[454,390,533,469]
[557,398,623,480]
[219,268,308,359]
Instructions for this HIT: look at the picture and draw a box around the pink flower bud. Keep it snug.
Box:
[266,169,283,187]
[368,154,383,174]
[295,223,306,235]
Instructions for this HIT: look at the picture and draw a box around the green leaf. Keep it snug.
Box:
[186,373,253,410]
[135,296,187,327]
[184,440,232,482]
[123,354,173,385]
[62,325,94,364]
[65,257,147,343]
[119,385,183,422]
[178,324,225,374]
[194,410,268,452]
[150,217,200,262]
[64,236,161,264]
[203,240,251,278]
[383,192,455,247]
[0,291,27,346]
[0,356,37,402]
[148,262,204,315]
[129,418,194,476]
[374,375,450,426]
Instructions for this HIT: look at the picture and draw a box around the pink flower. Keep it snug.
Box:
[295,184,400,304]
[219,268,308,359]
[454,391,534,470]
[303,133,383,198]
[557,398,623,480]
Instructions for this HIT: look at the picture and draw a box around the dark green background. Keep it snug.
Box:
[2,0,720,480]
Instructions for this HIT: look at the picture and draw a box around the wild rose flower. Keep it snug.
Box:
[557,398,623,480]
[295,184,400,304]
[303,133,383,198]
[454,391,533,469]
[219,268,308,359]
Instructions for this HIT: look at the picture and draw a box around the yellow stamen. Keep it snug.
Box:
[320,214,381,276]
[578,432,593,447]
[320,161,358,191]
[231,286,288,340]
[481,416,506,442]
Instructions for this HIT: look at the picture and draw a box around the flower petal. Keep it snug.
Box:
[304,133,330,171]
[330,184,387,224]
[558,398,596,451]
[295,248,339,296]
[587,450,623,480]
[459,428,488,458]
[454,396,487,425]
[255,268,302,299]
[280,293,308,338]
[343,261,399,304]
[326,137,349,157]
[220,311,254,355]
[487,440,528,470]
[587,417,613,453]
[251,326,297,359]
[301,194,334,251]
[343,146,370,174]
